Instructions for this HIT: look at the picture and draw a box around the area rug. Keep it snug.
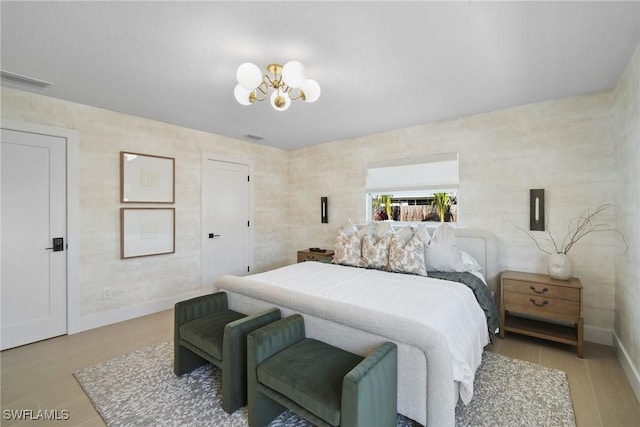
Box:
[74,340,575,427]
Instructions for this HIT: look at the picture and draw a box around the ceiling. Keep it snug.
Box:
[1,1,639,150]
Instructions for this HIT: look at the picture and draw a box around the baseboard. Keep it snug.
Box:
[614,332,640,404]
[584,325,613,346]
[68,290,208,334]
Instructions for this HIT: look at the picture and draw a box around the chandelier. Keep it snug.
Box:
[234,61,321,112]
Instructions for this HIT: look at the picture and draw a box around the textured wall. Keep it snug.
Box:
[614,43,640,375]
[1,60,635,341]
[289,91,619,333]
[1,88,290,317]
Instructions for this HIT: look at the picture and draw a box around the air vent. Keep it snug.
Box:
[1,71,53,89]
[244,133,266,141]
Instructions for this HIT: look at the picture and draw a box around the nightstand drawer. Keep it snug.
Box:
[503,279,580,302]
[503,291,580,322]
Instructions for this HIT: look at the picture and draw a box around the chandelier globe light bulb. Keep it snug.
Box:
[270,90,291,111]
[281,60,306,88]
[236,62,262,90]
[300,79,321,103]
[234,84,254,106]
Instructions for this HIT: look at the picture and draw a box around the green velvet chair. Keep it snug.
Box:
[247,314,398,427]
[174,292,281,414]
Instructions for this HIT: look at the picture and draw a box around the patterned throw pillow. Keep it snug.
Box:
[362,234,391,270]
[332,230,362,267]
[388,233,427,276]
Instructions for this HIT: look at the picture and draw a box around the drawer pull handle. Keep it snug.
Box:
[529,298,548,307]
[529,285,549,294]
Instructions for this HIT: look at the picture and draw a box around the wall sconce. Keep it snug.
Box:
[321,197,328,223]
[530,189,545,231]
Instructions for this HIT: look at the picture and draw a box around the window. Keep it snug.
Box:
[366,153,459,223]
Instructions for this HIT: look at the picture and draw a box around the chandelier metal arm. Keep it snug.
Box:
[256,82,269,95]
[263,74,273,87]
[289,89,305,101]
[250,90,266,102]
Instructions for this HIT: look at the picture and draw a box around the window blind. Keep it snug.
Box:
[366,153,459,193]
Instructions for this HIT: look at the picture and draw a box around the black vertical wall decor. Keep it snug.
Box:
[530,189,545,231]
[321,197,328,223]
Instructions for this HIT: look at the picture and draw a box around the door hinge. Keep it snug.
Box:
[247,220,250,227]
[247,266,250,273]
[247,175,250,182]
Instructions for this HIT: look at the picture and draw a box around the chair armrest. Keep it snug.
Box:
[341,342,398,427]
[174,292,228,328]
[221,307,281,412]
[247,314,305,367]
[223,307,282,361]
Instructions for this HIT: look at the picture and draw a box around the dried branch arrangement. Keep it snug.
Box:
[508,204,628,255]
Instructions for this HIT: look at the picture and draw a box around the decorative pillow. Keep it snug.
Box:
[460,251,482,272]
[395,225,416,243]
[372,221,393,238]
[425,223,465,272]
[341,219,359,236]
[332,230,362,267]
[388,233,427,276]
[362,234,391,270]
[414,224,431,250]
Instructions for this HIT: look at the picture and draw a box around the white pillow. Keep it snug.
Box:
[395,225,416,243]
[362,234,391,270]
[388,233,427,276]
[341,219,359,236]
[425,223,465,272]
[372,221,393,238]
[460,251,482,272]
[357,221,393,239]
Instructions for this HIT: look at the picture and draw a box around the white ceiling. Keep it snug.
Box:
[1,1,639,150]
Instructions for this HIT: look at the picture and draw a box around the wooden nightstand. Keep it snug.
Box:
[500,270,584,357]
[297,249,334,263]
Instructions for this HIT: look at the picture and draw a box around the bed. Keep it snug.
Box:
[214,223,500,427]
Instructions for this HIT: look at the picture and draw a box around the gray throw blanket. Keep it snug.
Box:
[429,272,500,340]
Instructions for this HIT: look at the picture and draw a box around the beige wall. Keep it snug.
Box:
[614,42,640,381]
[1,87,290,321]
[289,90,619,337]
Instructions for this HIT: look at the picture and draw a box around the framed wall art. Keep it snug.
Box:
[121,152,175,203]
[121,208,175,259]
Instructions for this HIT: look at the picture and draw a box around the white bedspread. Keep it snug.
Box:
[245,262,489,404]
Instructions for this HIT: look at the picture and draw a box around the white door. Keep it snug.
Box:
[1,129,67,350]
[202,159,251,289]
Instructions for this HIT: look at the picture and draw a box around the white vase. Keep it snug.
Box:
[548,253,572,280]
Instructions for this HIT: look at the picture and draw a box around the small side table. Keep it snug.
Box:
[297,249,334,263]
[500,270,584,357]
